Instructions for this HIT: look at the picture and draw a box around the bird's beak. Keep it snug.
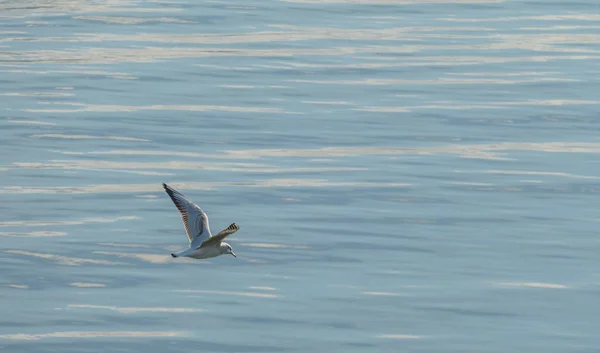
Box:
[230,251,236,258]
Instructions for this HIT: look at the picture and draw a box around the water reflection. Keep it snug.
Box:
[240,242,310,249]
[0,331,187,341]
[0,180,410,195]
[0,231,66,237]
[222,142,600,159]
[175,290,279,299]
[5,250,126,266]
[248,286,277,291]
[289,76,578,86]
[30,134,149,142]
[73,15,193,24]
[67,304,204,313]
[0,0,182,16]
[92,251,193,264]
[0,216,138,227]
[11,159,366,173]
[69,282,106,288]
[98,242,152,249]
[376,334,423,339]
[492,282,569,289]
[24,104,288,114]
[361,291,404,297]
[457,170,600,180]
[7,119,56,126]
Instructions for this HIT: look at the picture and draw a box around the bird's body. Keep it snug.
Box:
[162,183,239,260]
[171,246,222,259]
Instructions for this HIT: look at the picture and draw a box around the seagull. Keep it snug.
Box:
[162,183,239,260]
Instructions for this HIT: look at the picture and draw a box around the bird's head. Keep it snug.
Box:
[220,242,236,258]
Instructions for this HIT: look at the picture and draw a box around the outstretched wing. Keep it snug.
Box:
[198,223,239,249]
[162,183,211,247]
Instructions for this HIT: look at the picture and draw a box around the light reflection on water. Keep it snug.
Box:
[0,331,187,341]
[2,0,600,352]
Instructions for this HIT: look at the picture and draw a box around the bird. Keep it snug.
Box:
[162,183,239,260]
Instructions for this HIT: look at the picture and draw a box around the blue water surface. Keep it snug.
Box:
[2,0,600,352]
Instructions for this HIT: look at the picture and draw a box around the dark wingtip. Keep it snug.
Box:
[171,253,177,258]
[163,183,173,195]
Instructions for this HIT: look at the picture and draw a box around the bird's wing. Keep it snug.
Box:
[162,183,211,247]
[198,223,239,249]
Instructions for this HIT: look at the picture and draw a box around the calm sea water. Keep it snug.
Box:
[2,0,600,352]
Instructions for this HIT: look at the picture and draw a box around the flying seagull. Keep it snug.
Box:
[162,183,239,259]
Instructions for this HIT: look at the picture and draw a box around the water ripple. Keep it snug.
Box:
[0,331,187,341]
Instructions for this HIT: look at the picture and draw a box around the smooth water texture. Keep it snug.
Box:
[2,0,600,352]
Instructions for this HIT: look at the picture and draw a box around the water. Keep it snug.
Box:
[2,0,600,351]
